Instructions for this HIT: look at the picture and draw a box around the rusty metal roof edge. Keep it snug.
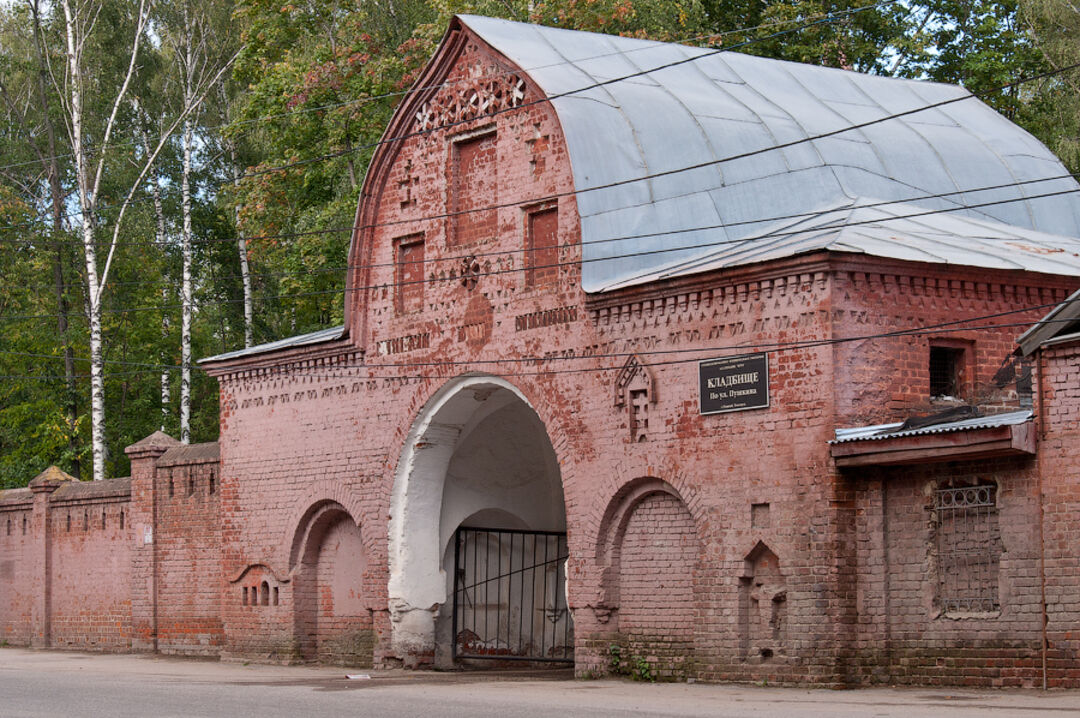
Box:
[1017,289,1080,356]
[831,409,1033,444]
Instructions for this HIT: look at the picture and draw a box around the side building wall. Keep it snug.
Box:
[1036,339,1080,688]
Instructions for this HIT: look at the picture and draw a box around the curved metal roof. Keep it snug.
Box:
[459,15,1080,292]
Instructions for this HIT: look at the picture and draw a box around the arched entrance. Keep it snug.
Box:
[389,375,569,667]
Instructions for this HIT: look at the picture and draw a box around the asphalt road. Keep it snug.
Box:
[1,648,1078,718]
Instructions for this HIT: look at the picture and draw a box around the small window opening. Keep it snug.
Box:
[168,477,174,498]
[251,584,258,605]
[66,514,71,532]
[6,518,10,536]
[209,472,216,495]
[930,346,965,400]
[273,587,279,606]
[187,474,195,497]
[261,581,270,606]
[83,510,88,531]
[119,509,125,530]
[101,510,106,530]
[242,587,249,606]
[22,515,27,535]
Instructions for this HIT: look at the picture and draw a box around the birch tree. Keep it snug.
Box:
[57,0,234,478]
[159,0,237,443]
[0,0,82,476]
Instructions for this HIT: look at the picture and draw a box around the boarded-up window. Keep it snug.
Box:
[395,234,425,313]
[451,130,497,246]
[525,204,558,287]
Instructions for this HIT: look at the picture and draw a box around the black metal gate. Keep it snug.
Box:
[452,527,573,663]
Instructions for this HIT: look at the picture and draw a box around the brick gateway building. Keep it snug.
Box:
[3,16,1080,687]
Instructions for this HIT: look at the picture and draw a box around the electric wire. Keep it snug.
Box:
[0,0,909,179]
[2,295,1076,379]
[2,312,1075,382]
[12,171,1080,295]
[2,180,1078,322]
[0,0,939,234]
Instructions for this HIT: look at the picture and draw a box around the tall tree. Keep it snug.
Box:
[0,0,84,476]
[1021,0,1080,172]
[56,0,232,478]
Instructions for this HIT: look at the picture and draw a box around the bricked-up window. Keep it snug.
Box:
[394,234,425,313]
[450,129,497,246]
[930,345,965,399]
[933,483,1001,614]
[525,203,558,287]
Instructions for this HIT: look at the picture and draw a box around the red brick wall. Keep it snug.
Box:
[830,264,1071,427]
[309,514,371,663]
[450,131,498,247]
[153,448,223,655]
[0,446,225,656]
[614,491,697,680]
[1035,340,1080,687]
[0,494,34,644]
[48,485,133,651]
[850,458,1045,687]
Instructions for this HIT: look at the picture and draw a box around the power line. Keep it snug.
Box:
[0,7,876,177]
[2,51,1077,261]
[2,181,1077,323]
[4,303,1075,381]
[0,0,905,235]
[13,172,1077,294]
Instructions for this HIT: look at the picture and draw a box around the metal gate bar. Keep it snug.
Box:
[452,527,573,662]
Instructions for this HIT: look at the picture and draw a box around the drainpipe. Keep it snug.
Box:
[1036,348,1048,690]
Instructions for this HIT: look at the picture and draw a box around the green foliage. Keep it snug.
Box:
[1019,0,1080,173]
[608,643,656,681]
[608,643,623,672]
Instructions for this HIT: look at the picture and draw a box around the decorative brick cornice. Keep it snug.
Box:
[217,349,364,391]
[587,256,831,330]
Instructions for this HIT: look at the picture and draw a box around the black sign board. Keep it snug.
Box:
[699,353,769,415]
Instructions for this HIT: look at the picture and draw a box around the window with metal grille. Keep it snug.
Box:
[933,483,1001,614]
[929,346,964,399]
